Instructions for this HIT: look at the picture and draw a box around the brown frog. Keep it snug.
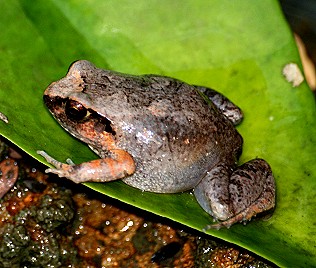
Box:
[38,60,275,228]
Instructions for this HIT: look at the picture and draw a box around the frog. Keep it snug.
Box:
[38,60,275,229]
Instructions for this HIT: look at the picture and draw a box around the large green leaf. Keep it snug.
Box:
[0,0,315,266]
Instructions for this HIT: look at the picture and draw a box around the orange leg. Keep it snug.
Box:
[37,149,136,183]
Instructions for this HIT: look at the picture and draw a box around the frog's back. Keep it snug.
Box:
[99,74,243,193]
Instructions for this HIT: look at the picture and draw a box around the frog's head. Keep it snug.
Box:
[43,60,117,152]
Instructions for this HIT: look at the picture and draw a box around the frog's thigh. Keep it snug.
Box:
[194,159,275,227]
[194,163,232,221]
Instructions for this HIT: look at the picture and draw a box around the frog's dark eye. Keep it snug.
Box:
[65,100,88,121]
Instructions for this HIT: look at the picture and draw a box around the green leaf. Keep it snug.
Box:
[0,0,315,266]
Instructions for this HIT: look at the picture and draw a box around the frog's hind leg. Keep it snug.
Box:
[194,159,275,229]
[195,86,243,125]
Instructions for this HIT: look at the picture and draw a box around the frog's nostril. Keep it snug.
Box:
[43,94,60,110]
[43,94,51,104]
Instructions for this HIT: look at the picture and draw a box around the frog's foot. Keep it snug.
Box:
[37,150,76,178]
[203,189,275,230]
[194,159,275,230]
[37,149,136,184]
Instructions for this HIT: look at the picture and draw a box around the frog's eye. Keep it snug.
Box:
[65,99,88,121]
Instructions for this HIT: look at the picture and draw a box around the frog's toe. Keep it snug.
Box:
[204,213,250,230]
[204,197,274,230]
[37,150,69,169]
[202,221,231,231]
[66,158,75,165]
[45,167,68,177]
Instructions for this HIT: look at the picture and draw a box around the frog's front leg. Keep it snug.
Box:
[37,149,136,183]
[194,159,275,229]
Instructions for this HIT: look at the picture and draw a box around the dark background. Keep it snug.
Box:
[280,0,316,90]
